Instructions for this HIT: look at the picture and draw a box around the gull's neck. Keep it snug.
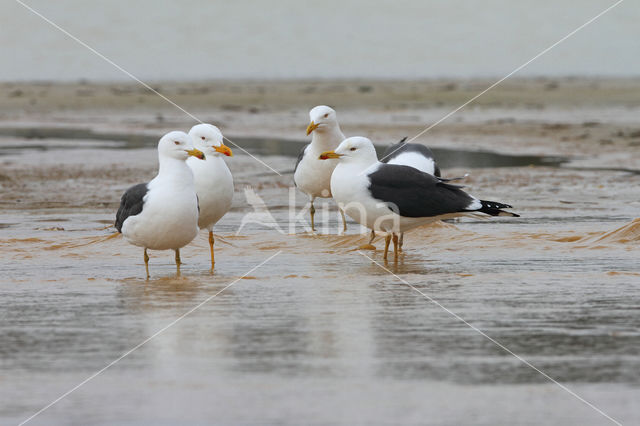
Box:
[310,124,345,151]
[204,154,226,166]
[339,156,379,176]
[157,155,194,185]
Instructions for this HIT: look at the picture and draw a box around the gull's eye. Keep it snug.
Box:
[174,141,180,145]
[350,147,356,151]
[201,136,205,140]
[324,113,329,118]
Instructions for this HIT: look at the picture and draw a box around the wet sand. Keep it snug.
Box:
[1,78,639,425]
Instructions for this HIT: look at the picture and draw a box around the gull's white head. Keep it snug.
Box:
[319,136,378,165]
[158,131,204,161]
[306,105,339,135]
[188,123,233,157]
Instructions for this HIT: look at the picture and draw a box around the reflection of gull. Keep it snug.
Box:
[237,187,282,234]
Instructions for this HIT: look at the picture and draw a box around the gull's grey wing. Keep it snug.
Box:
[368,164,518,218]
[115,182,148,232]
[368,164,472,218]
[293,143,310,186]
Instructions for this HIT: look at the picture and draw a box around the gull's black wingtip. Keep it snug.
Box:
[478,200,520,217]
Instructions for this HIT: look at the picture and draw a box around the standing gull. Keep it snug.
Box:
[187,123,234,270]
[380,137,442,250]
[115,131,204,278]
[381,137,441,177]
[294,105,347,232]
[320,137,518,262]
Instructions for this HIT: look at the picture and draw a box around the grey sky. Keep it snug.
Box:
[2,0,637,81]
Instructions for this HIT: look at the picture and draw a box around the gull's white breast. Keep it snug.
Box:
[294,144,339,198]
[188,156,234,230]
[122,175,199,250]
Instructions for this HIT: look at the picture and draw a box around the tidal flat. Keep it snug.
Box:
[1,78,639,425]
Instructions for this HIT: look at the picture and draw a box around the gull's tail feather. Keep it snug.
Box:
[476,200,520,217]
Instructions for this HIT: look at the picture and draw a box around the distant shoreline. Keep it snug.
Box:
[1,76,639,164]
[2,77,640,113]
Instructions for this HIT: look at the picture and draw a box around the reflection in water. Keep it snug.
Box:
[1,142,640,423]
[229,316,312,375]
[115,275,207,308]
[0,126,568,170]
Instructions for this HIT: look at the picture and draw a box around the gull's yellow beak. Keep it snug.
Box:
[319,150,342,160]
[186,148,205,160]
[214,144,233,157]
[306,121,319,135]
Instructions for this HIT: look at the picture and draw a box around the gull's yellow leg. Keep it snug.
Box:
[358,229,377,250]
[383,234,391,260]
[310,201,316,232]
[399,233,404,252]
[392,233,399,263]
[144,248,150,279]
[209,231,215,270]
[175,248,181,276]
[339,207,347,233]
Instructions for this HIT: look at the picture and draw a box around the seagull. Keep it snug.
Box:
[319,137,519,262]
[115,131,204,278]
[293,105,348,232]
[379,137,442,250]
[187,123,234,270]
[381,137,441,177]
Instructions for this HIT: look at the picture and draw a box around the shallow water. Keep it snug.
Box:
[0,126,569,170]
[1,134,639,425]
